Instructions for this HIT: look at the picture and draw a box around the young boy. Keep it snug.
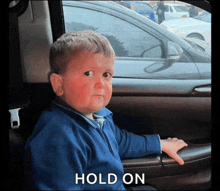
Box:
[25,30,188,190]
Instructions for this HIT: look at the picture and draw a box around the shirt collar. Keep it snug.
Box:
[51,97,112,128]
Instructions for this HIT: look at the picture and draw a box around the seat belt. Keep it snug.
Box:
[8,1,30,129]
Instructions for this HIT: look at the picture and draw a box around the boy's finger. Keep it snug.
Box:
[173,142,188,165]
[173,153,184,165]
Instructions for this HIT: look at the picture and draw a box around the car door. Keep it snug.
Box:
[62,1,211,190]
[61,1,211,190]
[127,1,156,22]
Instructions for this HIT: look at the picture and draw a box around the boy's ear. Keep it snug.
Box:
[50,73,64,97]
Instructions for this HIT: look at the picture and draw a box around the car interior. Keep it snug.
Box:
[7,0,213,190]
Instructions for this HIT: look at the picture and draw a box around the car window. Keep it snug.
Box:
[63,4,163,58]
[200,14,211,23]
[61,1,211,80]
[174,5,188,12]
[195,12,211,23]
[165,5,169,12]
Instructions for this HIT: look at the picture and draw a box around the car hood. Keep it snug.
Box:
[161,18,210,28]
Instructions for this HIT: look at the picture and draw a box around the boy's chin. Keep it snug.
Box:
[89,102,109,113]
[91,99,109,110]
[90,106,105,113]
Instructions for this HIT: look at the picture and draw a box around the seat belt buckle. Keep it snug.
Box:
[9,108,22,129]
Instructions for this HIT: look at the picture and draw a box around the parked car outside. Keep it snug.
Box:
[160,17,211,44]
[127,1,156,22]
[194,11,211,23]
[184,37,211,56]
[154,3,189,22]
[116,1,156,22]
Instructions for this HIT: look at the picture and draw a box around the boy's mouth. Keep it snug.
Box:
[93,91,105,96]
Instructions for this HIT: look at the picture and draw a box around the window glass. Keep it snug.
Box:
[200,14,211,23]
[194,12,211,23]
[62,1,211,80]
[63,5,162,58]
[174,5,188,12]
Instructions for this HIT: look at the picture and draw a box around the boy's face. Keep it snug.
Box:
[53,51,114,119]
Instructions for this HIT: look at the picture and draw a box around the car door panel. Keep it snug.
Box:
[145,168,211,190]
[107,78,211,190]
[109,77,211,143]
[108,96,211,142]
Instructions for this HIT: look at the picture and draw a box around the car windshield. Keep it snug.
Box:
[174,6,188,12]
[194,11,211,23]
[200,14,211,22]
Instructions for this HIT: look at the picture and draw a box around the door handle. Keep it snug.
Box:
[192,85,211,97]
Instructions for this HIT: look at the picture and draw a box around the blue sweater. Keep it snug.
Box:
[25,98,161,190]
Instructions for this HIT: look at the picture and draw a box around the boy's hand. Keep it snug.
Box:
[161,138,188,165]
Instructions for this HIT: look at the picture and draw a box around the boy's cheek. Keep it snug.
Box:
[105,85,112,104]
[108,82,113,95]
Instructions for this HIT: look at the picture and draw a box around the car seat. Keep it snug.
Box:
[8,129,26,190]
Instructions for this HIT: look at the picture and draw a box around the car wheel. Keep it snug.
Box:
[187,33,205,41]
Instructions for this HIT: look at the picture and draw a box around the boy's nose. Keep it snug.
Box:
[94,77,105,89]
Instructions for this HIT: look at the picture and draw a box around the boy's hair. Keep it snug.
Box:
[49,30,115,74]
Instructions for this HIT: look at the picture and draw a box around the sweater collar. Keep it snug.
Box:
[52,96,112,118]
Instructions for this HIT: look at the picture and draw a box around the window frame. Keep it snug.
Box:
[48,0,65,42]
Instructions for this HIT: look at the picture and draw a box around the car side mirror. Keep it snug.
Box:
[166,41,183,63]
[144,41,183,73]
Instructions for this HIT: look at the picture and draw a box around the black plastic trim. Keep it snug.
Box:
[48,0,65,42]
[9,0,29,17]
[122,143,211,179]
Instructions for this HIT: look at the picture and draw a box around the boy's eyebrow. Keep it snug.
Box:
[105,68,114,74]
[84,66,114,72]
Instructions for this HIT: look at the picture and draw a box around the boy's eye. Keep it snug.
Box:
[103,72,112,78]
[84,71,93,77]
